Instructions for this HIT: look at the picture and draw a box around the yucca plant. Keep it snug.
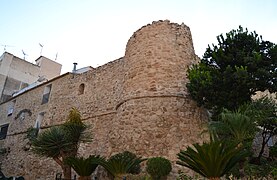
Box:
[65,155,106,180]
[102,151,146,179]
[177,139,248,180]
[31,108,90,179]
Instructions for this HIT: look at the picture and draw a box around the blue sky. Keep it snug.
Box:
[1,0,276,73]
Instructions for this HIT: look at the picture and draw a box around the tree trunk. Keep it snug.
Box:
[238,159,245,177]
[63,164,72,180]
[78,176,91,180]
[208,177,220,180]
[256,132,271,164]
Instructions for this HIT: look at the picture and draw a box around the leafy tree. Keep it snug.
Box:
[187,26,277,117]
[177,139,248,180]
[31,108,90,179]
[247,97,277,164]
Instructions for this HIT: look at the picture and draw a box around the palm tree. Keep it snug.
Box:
[209,109,257,146]
[177,139,248,180]
[65,155,106,180]
[246,97,277,164]
[208,109,257,177]
[31,108,90,179]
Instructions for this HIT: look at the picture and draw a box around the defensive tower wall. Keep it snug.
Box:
[0,20,208,179]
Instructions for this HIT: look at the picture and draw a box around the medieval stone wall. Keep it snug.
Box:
[0,20,208,179]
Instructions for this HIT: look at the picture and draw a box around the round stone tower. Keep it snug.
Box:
[110,20,207,165]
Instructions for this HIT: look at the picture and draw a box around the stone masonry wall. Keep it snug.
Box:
[0,20,208,179]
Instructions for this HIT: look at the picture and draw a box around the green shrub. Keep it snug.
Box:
[176,171,193,180]
[271,167,277,179]
[177,140,247,179]
[103,151,146,178]
[65,155,105,177]
[228,157,277,178]
[25,127,39,141]
[269,143,277,159]
[146,157,172,180]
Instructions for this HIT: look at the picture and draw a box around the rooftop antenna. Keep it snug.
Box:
[0,44,14,52]
[39,43,44,56]
[55,52,58,61]
[22,50,28,60]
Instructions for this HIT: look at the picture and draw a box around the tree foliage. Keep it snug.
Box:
[187,26,277,115]
[247,96,277,163]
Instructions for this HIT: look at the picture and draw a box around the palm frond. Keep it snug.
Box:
[31,126,71,158]
[65,155,106,176]
[177,140,248,178]
[102,151,146,177]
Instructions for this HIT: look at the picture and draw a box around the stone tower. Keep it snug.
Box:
[110,20,207,162]
[0,20,208,179]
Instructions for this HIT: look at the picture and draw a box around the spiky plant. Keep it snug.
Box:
[177,140,248,180]
[31,108,90,179]
[102,151,146,179]
[209,109,257,146]
[65,155,106,180]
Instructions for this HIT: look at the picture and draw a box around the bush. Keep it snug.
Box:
[269,143,277,160]
[271,167,277,179]
[228,158,277,178]
[102,151,146,178]
[146,157,172,180]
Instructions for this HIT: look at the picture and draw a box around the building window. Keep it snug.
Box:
[78,83,85,95]
[7,100,16,116]
[41,84,52,104]
[34,112,45,129]
[0,124,9,140]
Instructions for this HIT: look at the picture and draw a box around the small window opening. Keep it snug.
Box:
[78,83,85,95]
[0,124,9,140]
[42,84,52,104]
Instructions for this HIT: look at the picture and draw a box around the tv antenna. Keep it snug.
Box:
[39,43,44,55]
[55,52,58,61]
[0,44,14,52]
[22,50,28,60]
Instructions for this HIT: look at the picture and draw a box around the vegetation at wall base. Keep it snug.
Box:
[65,155,106,179]
[146,157,172,180]
[31,108,90,180]
[228,157,277,179]
[102,151,146,178]
[25,127,39,141]
[177,139,248,180]
[246,97,277,164]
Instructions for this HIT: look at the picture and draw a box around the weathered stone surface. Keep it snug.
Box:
[0,20,208,179]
